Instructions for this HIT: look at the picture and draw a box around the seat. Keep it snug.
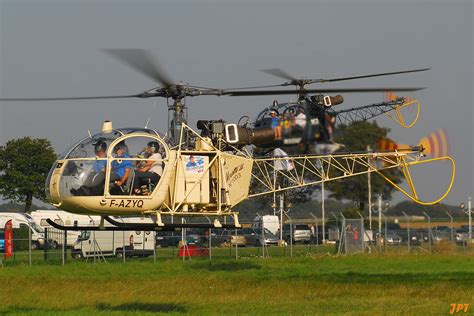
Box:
[109,169,135,195]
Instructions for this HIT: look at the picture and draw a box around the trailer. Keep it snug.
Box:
[31,210,100,248]
[0,212,46,250]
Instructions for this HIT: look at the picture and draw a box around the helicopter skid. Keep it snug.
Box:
[46,217,241,231]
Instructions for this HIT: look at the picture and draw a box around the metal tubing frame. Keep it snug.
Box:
[148,124,455,223]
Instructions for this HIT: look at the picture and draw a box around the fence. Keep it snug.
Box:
[0,216,473,266]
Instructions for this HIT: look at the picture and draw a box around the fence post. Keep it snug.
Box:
[235,228,238,260]
[357,211,365,253]
[331,211,338,226]
[206,217,212,261]
[338,213,346,254]
[310,212,318,248]
[402,212,410,252]
[63,229,67,266]
[44,228,48,262]
[446,211,454,252]
[423,212,432,252]
[383,214,387,253]
[285,214,293,258]
[181,218,187,262]
[28,221,32,266]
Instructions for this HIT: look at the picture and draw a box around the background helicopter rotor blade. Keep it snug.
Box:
[312,68,431,83]
[224,87,425,96]
[260,68,297,81]
[103,48,175,87]
[0,94,142,101]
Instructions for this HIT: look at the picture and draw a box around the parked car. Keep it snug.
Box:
[380,231,402,245]
[432,230,450,242]
[210,229,246,247]
[241,228,278,246]
[434,225,450,232]
[155,229,203,248]
[278,224,311,244]
[155,231,181,248]
[455,228,469,244]
[400,229,422,245]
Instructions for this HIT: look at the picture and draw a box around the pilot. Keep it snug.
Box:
[132,141,162,195]
[110,141,133,194]
[70,140,107,196]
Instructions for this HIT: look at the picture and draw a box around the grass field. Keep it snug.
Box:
[0,253,473,315]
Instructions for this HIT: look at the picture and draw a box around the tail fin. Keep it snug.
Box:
[384,91,421,128]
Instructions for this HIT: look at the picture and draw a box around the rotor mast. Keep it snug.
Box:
[168,97,187,146]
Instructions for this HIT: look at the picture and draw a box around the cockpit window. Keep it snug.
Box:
[63,133,118,159]
[59,133,166,197]
[58,128,161,160]
[108,136,165,196]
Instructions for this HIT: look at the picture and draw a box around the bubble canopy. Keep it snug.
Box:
[60,127,160,159]
[46,127,168,200]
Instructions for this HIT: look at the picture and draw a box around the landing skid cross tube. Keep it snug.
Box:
[46,218,240,231]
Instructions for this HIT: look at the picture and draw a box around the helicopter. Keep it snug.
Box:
[221,68,424,155]
[0,49,455,230]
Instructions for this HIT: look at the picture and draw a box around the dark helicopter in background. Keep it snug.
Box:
[219,67,427,154]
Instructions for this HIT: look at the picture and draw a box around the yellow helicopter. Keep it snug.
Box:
[1,49,455,229]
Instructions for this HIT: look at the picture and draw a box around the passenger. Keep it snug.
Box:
[270,111,282,140]
[70,140,107,196]
[295,109,307,129]
[132,141,163,195]
[110,141,133,194]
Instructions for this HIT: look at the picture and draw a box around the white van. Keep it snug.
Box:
[0,212,45,250]
[31,210,155,250]
[252,215,280,235]
[72,229,155,259]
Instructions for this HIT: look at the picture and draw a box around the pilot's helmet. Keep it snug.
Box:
[114,141,128,153]
[147,141,160,153]
[93,140,107,154]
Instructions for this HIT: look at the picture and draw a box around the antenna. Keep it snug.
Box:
[145,100,158,129]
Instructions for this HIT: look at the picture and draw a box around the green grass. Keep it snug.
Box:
[0,253,473,315]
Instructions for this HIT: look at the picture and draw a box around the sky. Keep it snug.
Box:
[0,0,472,206]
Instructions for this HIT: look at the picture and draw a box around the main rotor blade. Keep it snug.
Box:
[314,68,431,83]
[225,87,425,96]
[103,48,174,87]
[0,95,141,101]
[260,68,297,81]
